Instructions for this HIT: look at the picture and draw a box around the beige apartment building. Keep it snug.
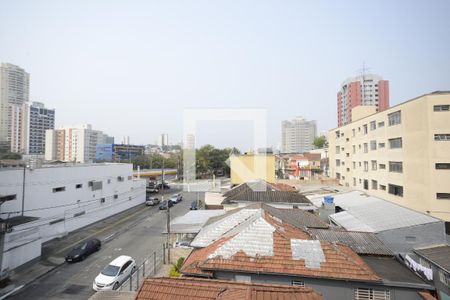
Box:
[329,91,450,221]
[230,153,275,185]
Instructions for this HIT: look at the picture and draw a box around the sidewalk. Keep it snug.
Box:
[0,203,151,299]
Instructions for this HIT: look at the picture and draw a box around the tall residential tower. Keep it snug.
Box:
[281,117,317,154]
[337,73,389,127]
[0,63,30,152]
[28,102,55,155]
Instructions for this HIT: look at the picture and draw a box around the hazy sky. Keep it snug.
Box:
[1,0,449,150]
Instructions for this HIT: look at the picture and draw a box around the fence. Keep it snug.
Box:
[118,248,164,291]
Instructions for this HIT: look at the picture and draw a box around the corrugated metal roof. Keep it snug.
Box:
[308,229,393,255]
[414,245,450,273]
[168,210,226,234]
[313,191,440,232]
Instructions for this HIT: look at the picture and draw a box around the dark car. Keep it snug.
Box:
[157,182,170,190]
[65,238,101,262]
[190,201,198,210]
[159,200,173,210]
[146,187,159,194]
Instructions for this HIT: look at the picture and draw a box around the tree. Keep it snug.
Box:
[313,135,327,149]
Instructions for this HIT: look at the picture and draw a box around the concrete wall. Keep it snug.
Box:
[376,222,447,254]
[329,92,450,221]
[230,154,275,185]
[214,271,424,300]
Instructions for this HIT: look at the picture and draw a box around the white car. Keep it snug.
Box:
[93,255,136,291]
[170,193,182,204]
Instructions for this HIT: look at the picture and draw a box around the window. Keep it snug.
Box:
[379,164,386,169]
[76,184,82,189]
[388,111,401,126]
[353,145,356,154]
[336,173,341,179]
[352,129,356,137]
[364,143,368,153]
[372,180,378,190]
[100,197,106,203]
[434,105,450,112]
[434,134,450,141]
[353,162,356,169]
[380,185,386,191]
[370,140,377,150]
[436,163,450,169]
[53,186,65,193]
[388,138,402,149]
[354,288,390,300]
[389,161,403,173]
[114,194,118,199]
[378,121,385,128]
[336,159,341,167]
[370,121,376,130]
[117,176,124,182]
[371,160,377,170]
[353,178,356,186]
[335,146,340,154]
[363,179,368,190]
[292,280,305,287]
[359,162,362,167]
[88,181,94,187]
[107,179,111,184]
[363,124,368,134]
[346,138,349,142]
[364,161,368,172]
[437,193,450,199]
[388,184,403,197]
[378,142,385,148]
[0,194,16,201]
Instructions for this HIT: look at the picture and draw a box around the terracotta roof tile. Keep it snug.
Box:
[136,277,324,300]
[184,210,380,282]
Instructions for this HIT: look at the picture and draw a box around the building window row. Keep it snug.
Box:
[437,193,450,199]
[388,137,402,149]
[388,111,401,126]
[436,163,450,169]
[388,184,403,197]
[434,105,450,112]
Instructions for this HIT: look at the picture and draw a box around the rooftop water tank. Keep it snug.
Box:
[323,196,334,204]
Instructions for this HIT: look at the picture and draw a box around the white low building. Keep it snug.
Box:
[0,163,145,278]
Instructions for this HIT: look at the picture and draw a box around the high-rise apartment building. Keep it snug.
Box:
[0,63,30,151]
[184,133,195,150]
[281,117,317,153]
[329,91,450,221]
[337,73,389,127]
[45,124,113,163]
[158,133,169,147]
[28,102,55,155]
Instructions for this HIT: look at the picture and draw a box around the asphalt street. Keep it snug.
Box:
[10,190,196,300]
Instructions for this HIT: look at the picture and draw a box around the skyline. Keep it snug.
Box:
[1,0,449,150]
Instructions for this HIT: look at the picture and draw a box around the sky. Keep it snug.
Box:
[1,0,449,151]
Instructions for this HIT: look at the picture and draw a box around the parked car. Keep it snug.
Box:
[65,238,101,263]
[157,182,170,190]
[146,187,159,194]
[159,200,173,210]
[145,197,159,206]
[170,193,182,204]
[175,240,191,248]
[190,201,198,210]
[93,255,136,291]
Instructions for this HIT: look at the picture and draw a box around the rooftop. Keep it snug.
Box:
[183,207,380,282]
[414,245,450,273]
[136,277,324,300]
[307,228,392,256]
[168,210,226,234]
[192,203,328,248]
[222,180,311,205]
[311,191,440,232]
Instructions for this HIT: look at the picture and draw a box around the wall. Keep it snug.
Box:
[230,154,275,185]
[214,271,424,300]
[329,92,450,221]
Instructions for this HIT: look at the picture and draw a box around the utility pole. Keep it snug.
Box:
[21,164,26,216]
[163,157,171,264]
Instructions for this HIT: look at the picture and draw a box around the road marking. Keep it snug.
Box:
[56,206,150,255]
